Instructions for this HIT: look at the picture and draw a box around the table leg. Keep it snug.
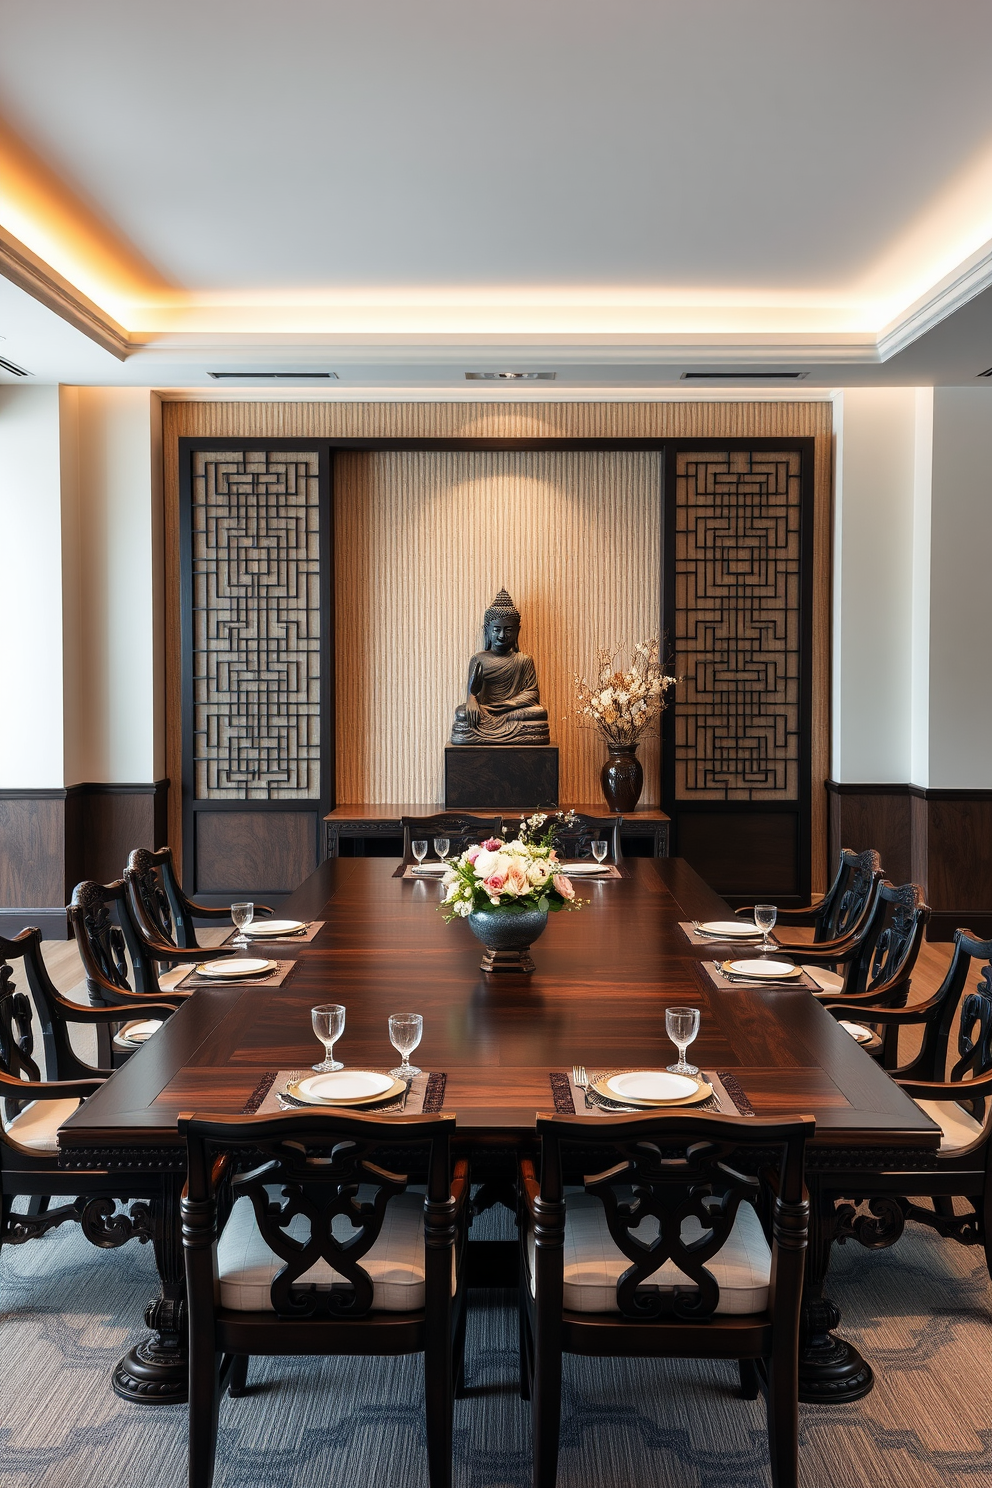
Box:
[798,1175,873,1403]
[112,1173,188,1404]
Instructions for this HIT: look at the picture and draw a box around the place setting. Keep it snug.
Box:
[555,1006,754,1117]
[398,835,456,878]
[679,902,777,947]
[247,1007,447,1116]
[221,900,325,945]
[560,841,623,880]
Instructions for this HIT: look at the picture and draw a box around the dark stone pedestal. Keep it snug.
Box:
[444,745,559,810]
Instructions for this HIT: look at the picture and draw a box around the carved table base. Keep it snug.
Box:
[112,1173,189,1405]
[798,1292,873,1402]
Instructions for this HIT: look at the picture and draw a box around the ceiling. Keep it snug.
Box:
[2,0,992,389]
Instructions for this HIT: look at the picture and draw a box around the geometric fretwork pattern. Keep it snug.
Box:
[674,450,801,800]
[192,450,321,798]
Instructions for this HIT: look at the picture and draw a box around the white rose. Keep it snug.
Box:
[473,849,499,878]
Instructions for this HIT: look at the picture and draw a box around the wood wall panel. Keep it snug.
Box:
[334,450,661,805]
[64,783,165,890]
[194,810,317,895]
[163,401,832,885]
[0,794,65,905]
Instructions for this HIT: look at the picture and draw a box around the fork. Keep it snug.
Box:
[572,1064,594,1107]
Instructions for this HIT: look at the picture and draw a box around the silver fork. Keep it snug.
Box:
[572,1064,593,1107]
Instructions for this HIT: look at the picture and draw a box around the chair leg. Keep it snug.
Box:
[764,1353,799,1488]
[227,1355,249,1398]
[453,1293,469,1400]
[738,1357,760,1399]
[531,1333,562,1488]
[425,1329,453,1488]
[518,1293,532,1401]
[188,1346,223,1488]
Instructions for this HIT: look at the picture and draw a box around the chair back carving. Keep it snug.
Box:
[125,848,176,943]
[68,880,158,1004]
[901,929,992,1089]
[0,959,41,1122]
[829,848,883,942]
[400,815,502,866]
[859,881,930,1000]
[534,1112,812,1323]
[549,813,623,865]
[182,1110,458,1321]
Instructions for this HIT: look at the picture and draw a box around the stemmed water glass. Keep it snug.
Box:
[754,904,778,951]
[312,1003,346,1072]
[666,1005,700,1076]
[412,840,429,868]
[388,1012,423,1080]
[231,901,254,949]
[434,836,450,865]
[591,840,608,865]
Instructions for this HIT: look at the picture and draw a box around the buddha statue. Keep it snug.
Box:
[451,589,551,746]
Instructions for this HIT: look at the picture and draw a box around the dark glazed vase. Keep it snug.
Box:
[601,744,643,812]
[467,905,549,974]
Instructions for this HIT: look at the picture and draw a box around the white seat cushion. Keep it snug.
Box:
[4,1097,82,1152]
[217,1190,440,1313]
[802,965,845,994]
[158,964,196,991]
[915,1097,985,1152]
[528,1191,772,1315]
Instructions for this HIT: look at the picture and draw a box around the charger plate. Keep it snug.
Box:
[195,958,276,978]
[591,1069,715,1107]
[696,920,762,939]
[286,1070,406,1106]
[725,959,801,980]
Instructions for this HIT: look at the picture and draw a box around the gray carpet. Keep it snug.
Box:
[1,1203,990,1488]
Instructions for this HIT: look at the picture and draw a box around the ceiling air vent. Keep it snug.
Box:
[207,371,339,380]
[680,371,807,380]
[0,356,31,376]
[465,371,556,380]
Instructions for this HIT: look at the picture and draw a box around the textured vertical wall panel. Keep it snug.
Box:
[334,451,662,804]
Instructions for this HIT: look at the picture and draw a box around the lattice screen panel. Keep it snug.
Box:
[674,450,802,801]
[191,450,321,799]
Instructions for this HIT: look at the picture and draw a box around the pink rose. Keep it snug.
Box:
[548,848,558,862]
[504,861,529,895]
[482,837,503,852]
[553,873,575,901]
[482,873,506,895]
[465,844,482,863]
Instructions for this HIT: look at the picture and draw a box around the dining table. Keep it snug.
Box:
[59,855,940,1407]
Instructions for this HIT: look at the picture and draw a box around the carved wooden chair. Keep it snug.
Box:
[400,814,502,865]
[821,927,992,1281]
[548,812,623,864]
[518,1110,814,1488]
[125,846,273,950]
[0,927,175,1261]
[737,847,883,944]
[792,880,930,1010]
[181,1108,469,1488]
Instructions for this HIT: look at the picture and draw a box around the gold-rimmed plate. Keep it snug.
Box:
[242,919,306,937]
[285,1070,406,1106]
[724,959,801,980]
[591,1069,715,1107]
[195,958,276,978]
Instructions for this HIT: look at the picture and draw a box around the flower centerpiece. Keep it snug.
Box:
[441,812,582,973]
[570,638,678,811]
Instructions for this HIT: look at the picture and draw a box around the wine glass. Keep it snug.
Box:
[591,840,608,864]
[412,840,429,868]
[312,1003,345,1072]
[434,836,450,865]
[666,1005,700,1075]
[754,904,777,951]
[388,1012,423,1080]
[231,901,254,949]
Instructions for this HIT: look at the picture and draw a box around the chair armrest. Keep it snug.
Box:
[518,1157,541,1221]
[738,904,819,926]
[185,900,274,918]
[0,1074,103,1100]
[776,935,859,961]
[51,996,180,1023]
[147,938,235,962]
[821,1001,931,1026]
[896,1071,992,1101]
[450,1158,471,1217]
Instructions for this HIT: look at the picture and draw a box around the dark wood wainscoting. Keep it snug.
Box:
[827,781,992,940]
[0,782,168,938]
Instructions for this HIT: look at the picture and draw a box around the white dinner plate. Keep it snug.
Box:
[195,958,275,978]
[119,1019,163,1044]
[561,861,611,875]
[294,1070,403,1104]
[607,1070,699,1101]
[839,1020,874,1044]
[697,920,762,938]
[726,959,801,980]
[411,863,448,875]
[242,919,305,937]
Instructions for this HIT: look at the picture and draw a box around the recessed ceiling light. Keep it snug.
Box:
[680,371,807,380]
[465,371,556,380]
[0,356,31,376]
[207,371,339,380]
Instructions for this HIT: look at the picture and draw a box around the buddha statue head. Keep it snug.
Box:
[483,588,521,655]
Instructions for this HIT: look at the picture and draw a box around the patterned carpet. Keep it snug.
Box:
[1,1203,990,1488]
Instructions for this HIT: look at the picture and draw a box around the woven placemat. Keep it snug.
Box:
[678,920,766,948]
[172,959,296,991]
[221,920,324,946]
[550,1069,756,1118]
[242,1070,446,1116]
[700,960,820,993]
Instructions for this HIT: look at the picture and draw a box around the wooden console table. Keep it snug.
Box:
[323,803,669,859]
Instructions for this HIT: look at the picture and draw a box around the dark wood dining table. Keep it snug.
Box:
[60,856,940,1406]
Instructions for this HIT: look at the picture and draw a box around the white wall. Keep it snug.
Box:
[928,387,992,787]
[60,387,162,783]
[0,384,65,786]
